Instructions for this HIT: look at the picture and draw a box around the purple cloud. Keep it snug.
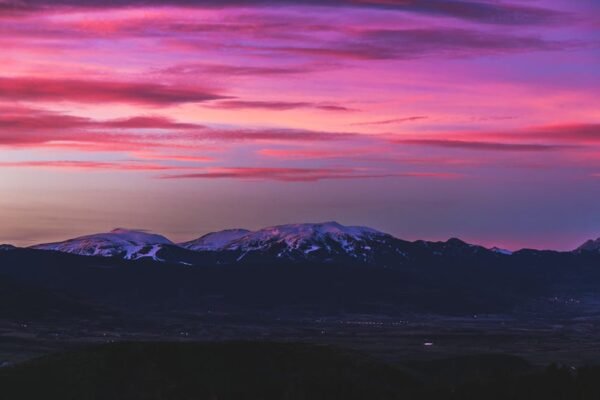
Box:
[4,0,568,26]
[398,139,571,151]
[209,100,355,112]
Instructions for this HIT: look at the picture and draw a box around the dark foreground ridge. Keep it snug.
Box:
[0,342,420,400]
[2,244,600,317]
[2,342,600,400]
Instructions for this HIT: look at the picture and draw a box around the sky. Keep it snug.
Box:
[0,0,599,250]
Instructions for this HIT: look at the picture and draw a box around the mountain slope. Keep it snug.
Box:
[3,241,600,316]
[0,274,97,320]
[575,238,600,253]
[176,221,421,265]
[32,228,173,261]
[180,229,251,251]
[219,221,403,262]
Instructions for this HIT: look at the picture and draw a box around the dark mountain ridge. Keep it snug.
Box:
[1,242,600,318]
[17,221,597,267]
[2,222,600,318]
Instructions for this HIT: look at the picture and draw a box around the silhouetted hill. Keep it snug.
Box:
[2,245,600,318]
[2,342,600,400]
[0,273,97,320]
[0,342,421,400]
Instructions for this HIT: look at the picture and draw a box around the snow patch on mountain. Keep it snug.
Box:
[180,229,251,251]
[228,222,384,247]
[490,247,513,256]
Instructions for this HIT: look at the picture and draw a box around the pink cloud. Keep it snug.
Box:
[0,160,188,171]
[161,167,460,182]
[0,160,461,182]
[131,152,216,163]
[195,128,357,142]
[257,148,382,160]
[0,107,204,132]
[208,100,355,112]
[515,124,600,143]
[0,76,227,105]
[252,28,574,61]
[389,124,600,152]
[159,63,314,77]
[351,116,428,126]
[397,139,569,152]
[2,1,568,26]
[104,116,205,130]
[258,148,482,167]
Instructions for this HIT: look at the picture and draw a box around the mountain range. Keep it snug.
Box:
[1,221,595,266]
[2,222,600,317]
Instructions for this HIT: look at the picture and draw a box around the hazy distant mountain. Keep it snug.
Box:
[0,244,16,251]
[413,237,490,256]
[575,238,600,253]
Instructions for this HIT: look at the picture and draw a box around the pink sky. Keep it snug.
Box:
[0,0,599,250]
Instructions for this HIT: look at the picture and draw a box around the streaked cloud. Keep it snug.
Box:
[265,28,574,61]
[161,167,459,182]
[208,100,355,112]
[351,116,428,126]
[397,139,570,152]
[0,77,227,105]
[2,0,569,26]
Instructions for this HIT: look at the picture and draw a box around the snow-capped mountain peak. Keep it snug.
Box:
[32,228,173,260]
[105,228,173,245]
[178,221,394,261]
[230,221,383,245]
[221,222,393,260]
